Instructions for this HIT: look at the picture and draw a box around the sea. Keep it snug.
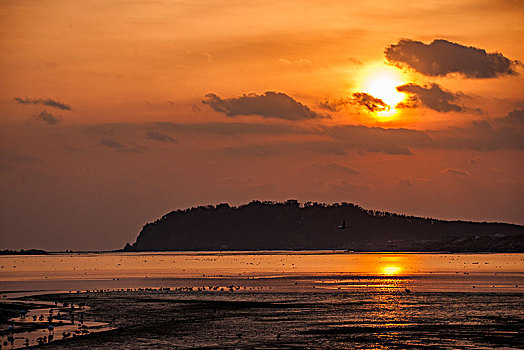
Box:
[1,252,523,349]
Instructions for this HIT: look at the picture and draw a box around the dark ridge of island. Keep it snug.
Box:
[0,249,48,255]
[124,200,524,252]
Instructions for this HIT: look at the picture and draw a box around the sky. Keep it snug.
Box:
[1,0,523,251]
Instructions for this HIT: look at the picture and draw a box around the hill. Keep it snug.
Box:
[124,200,524,252]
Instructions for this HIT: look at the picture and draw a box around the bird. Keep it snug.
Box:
[338,220,351,229]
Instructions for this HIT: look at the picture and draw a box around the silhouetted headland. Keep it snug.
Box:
[0,249,48,255]
[124,200,524,252]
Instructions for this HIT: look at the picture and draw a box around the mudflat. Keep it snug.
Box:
[0,287,522,349]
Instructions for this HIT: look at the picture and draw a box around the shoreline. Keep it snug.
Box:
[2,249,524,256]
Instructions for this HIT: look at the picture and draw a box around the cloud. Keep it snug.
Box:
[319,93,390,113]
[396,83,464,112]
[350,93,390,112]
[14,97,72,110]
[0,149,39,170]
[69,109,524,161]
[0,149,39,164]
[397,176,429,187]
[504,108,524,125]
[318,98,350,112]
[347,58,363,66]
[442,168,470,176]
[156,121,319,136]
[277,57,313,68]
[100,138,124,149]
[326,124,434,154]
[100,138,141,153]
[429,109,524,151]
[220,141,348,157]
[36,110,60,125]
[364,145,412,155]
[219,124,428,157]
[218,125,430,157]
[385,39,519,78]
[313,163,360,175]
[202,91,326,120]
[326,180,373,194]
[398,178,413,187]
[145,131,177,143]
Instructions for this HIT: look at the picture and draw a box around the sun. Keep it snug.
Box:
[357,63,407,117]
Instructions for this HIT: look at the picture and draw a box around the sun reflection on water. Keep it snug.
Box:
[382,266,402,275]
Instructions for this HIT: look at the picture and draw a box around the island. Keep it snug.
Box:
[124,200,524,252]
[0,249,48,255]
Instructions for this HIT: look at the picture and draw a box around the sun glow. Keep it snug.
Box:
[358,64,407,118]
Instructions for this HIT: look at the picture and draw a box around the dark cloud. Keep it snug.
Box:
[385,39,519,78]
[318,100,341,112]
[100,138,141,153]
[396,83,464,112]
[318,98,350,112]
[350,93,390,112]
[363,145,412,155]
[202,91,326,120]
[442,168,470,177]
[313,163,360,175]
[100,138,124,149]
[36,110,60,125]
[145,131,177,143]
[15,97,72,110]
[319,93,391,113]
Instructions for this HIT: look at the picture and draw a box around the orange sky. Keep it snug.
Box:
[1,0,523,250]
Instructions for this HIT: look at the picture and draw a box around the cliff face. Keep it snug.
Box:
[125,200,524,252]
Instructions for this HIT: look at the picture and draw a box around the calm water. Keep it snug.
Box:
[1,251,522,293]
[1,252,523,349]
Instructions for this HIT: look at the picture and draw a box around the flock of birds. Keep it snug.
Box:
[2,301,90,349]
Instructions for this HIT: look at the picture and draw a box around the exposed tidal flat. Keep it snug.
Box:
[1,252,523,349]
